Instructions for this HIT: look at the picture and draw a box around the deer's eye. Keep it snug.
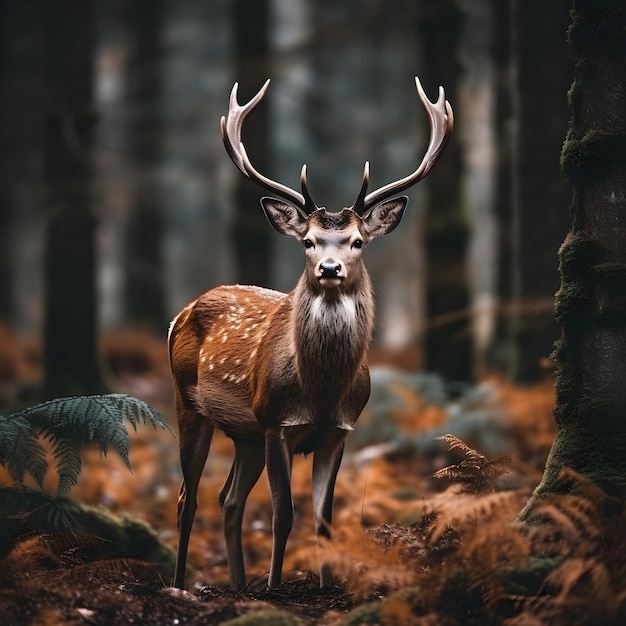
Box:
[303,238,314,249]
[352,239,363,249]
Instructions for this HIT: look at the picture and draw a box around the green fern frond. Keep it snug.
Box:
[0,414,48,488]
[50,438,83,494]
[1,394,173,494]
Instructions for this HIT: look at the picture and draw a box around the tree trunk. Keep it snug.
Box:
[230,0,272,286]
[418,0,473,383]
[42,0,106,398]
[508,0,572,384]
[485,0,514,373]
[0,1,16,322]
[123,0,167,331]
[520,0,626,516]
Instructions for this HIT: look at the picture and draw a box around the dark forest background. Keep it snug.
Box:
[0,0,573,404]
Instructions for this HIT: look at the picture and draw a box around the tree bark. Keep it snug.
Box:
[42,0,106,398]
[521,0,626,516]
[418,0,473,383]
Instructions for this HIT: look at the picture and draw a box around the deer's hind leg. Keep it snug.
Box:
[174,397,214,588]
[219,439,265,590]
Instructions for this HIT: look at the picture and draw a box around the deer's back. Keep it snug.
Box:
[169,285,287,440]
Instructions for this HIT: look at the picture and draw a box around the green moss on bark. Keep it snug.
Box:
[521,1,626,517]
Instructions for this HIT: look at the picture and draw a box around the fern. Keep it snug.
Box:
[0,394,172,494]
[432,434,513,495]
[0,414,48,488]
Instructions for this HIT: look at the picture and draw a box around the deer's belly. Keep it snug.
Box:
[192,382,264,439]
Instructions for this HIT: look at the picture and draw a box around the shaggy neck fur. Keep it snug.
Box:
[291,272,374,401]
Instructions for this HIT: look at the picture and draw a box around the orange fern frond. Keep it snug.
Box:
[433,434,514,494]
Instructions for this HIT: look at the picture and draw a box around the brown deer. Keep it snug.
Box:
[170,76,453,590]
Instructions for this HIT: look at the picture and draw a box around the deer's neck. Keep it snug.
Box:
[291,273,374,397]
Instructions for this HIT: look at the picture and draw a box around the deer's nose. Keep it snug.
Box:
[319,261,341,278]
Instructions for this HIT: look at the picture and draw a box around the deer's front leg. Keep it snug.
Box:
[312,428,347,587]
[265,427,294,588]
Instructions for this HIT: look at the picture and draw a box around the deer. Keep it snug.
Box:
[169,76,453,590]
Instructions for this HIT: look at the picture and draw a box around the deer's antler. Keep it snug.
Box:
[351,76,454,217]
[221,80,317,217]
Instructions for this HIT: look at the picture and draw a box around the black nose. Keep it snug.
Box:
[320,261,341,278]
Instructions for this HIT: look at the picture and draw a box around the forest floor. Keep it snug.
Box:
[1,329,625,625]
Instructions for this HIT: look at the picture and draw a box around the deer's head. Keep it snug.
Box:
[221,78,453,293]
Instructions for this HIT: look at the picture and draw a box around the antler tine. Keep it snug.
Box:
[221,80,314,216]
[356,76,454,217]
[220,80,268,172]
[350,161,370,213]
[300,165,317,214]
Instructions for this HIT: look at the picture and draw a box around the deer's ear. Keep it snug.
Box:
[261,197,308,238]
[362,196,408,238]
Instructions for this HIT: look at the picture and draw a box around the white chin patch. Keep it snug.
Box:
[319,277,342,288]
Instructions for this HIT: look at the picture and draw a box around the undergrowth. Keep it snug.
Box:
[0,349,622,624]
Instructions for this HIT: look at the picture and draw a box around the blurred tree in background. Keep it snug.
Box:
[123,0,168,332]
[230,0,273,286]
[0,3,16,323]
[41,0,107,398]
[508,0,572,384]
[418,0,473,383]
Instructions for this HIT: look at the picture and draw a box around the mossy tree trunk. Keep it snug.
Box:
[521,0,626,516]
[418,0,473,383]
[42,0,107,398]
